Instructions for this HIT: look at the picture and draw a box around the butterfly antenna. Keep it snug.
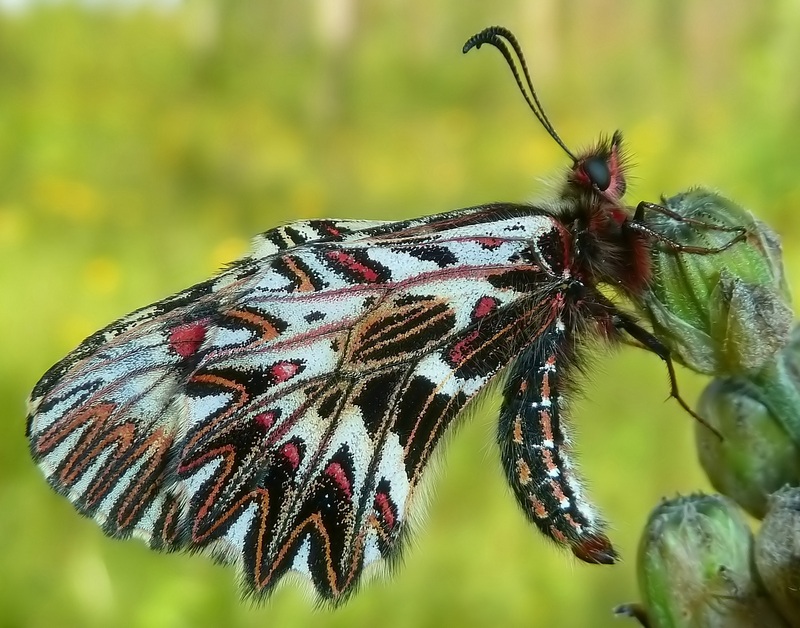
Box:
[463,26,577,162]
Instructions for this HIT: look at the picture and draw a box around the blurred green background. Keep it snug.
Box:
[2,1,800,627]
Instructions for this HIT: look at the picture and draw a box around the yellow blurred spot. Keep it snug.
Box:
[290,183,325,219]
[0,205,26,245]
[517,133,562,182]
[34,175,102,222]
[208,236,248,271]
[59,315,96,348]
[629,115,670,164]
[69,548,114,619]
[444,107,474,133]
[83,257,121,296]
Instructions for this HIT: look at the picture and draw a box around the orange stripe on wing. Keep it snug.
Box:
[226,309,283,341]
[282,255,317,292]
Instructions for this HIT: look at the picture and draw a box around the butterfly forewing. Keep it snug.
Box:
[27,203,569,601]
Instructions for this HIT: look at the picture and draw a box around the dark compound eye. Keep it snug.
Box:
[583,156,611,191]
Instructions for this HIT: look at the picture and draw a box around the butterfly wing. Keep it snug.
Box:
[28,204,566,602]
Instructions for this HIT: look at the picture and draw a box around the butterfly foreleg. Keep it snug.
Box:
[610,311,722,438]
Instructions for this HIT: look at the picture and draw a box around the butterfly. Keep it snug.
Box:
[25,26,744,604]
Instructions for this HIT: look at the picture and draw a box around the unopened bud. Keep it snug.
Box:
[638,188,791,375]
[636,494,785,627]
[754,486,800,627]
[696,376,800,518]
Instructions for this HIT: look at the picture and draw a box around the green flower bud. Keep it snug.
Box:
[750,324,800,446]
[636,494,785,628]
[638,188,791,375]
[755,486,800,627]
[696,376,800,519]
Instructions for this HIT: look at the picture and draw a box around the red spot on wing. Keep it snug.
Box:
[324,462,352,498]
[475,237,504,249]
[449,329,480,364]
[169,321,207,357]
[280,442,300,470]
[326,250,379,282]
[375,492,395,528]
[472,296,499,319]
[271,361,300,383]
[254,411,276,431]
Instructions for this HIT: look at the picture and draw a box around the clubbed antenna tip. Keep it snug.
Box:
[463,25,577,162]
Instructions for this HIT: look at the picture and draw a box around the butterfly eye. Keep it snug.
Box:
[583,156,611,192]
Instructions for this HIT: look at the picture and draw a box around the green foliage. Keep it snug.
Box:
[2,2,800,627]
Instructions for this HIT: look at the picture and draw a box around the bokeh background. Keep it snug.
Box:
[2,1,800,627]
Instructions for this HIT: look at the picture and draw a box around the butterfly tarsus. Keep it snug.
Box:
[613,603,652,627]
[611,313,723,440]
[630,200,748,255]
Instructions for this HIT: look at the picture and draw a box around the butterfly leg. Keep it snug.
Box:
[498,321,616,565]
[628,200,747,255]
[610,312,721,438]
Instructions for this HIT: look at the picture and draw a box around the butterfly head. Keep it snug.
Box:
[566,131,628,204]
